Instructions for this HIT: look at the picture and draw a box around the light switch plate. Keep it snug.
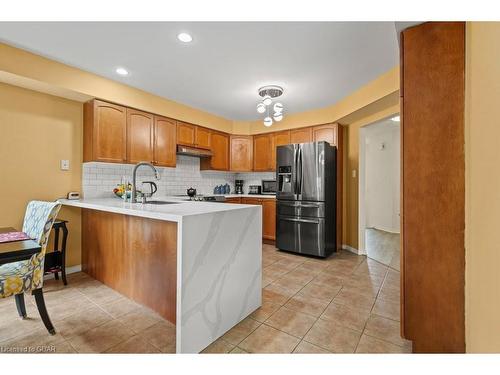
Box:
[352,169,357,178]
[60,159,70,171]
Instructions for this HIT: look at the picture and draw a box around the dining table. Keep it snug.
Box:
[0,227,41,266]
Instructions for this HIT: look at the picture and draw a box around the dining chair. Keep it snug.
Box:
[0,200,61,334]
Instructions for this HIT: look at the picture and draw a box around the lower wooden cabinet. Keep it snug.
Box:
[241,197,276,241]
[224,197,242,204]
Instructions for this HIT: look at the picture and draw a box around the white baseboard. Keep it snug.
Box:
[342,244,360,255]
[43,264,82,281]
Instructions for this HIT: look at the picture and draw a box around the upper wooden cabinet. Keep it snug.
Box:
[84,100,127,163]
[271,130,291,170]
[290,127,312,144]
[253,134,273,171]
[201,131,229,171]
[126,109,154,164]
[176,121,196,146]
[313,123,339,146]
[195,126,211,149]
[153,116,177,167]
[230,135,253,172]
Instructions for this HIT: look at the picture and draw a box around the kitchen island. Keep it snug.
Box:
[60,197,262,353]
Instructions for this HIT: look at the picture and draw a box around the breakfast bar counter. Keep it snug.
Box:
[60,198,262,353]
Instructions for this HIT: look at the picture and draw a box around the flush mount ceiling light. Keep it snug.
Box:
[177,32,193,43]
[115,67,129,76]
[391,115,400,122]
[256,85,284,127]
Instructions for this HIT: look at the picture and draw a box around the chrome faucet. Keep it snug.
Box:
[131,162,160,203]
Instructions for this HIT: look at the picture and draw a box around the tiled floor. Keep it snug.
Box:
[365,228,400,271]
[0,246,411,354]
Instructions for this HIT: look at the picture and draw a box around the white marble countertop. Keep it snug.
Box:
[58,197,259,223]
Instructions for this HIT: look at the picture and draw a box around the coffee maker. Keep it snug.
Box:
[235,180,244,194]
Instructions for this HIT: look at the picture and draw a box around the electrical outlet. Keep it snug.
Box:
[352,169,357,178]
[60,159,70,171]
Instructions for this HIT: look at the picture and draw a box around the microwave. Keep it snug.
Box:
[261,180,277,195]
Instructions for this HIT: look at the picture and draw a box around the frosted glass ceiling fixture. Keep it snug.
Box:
[256,85,284,127]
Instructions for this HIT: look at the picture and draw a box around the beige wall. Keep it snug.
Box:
[0,83,83,267]
[465,22,500,352]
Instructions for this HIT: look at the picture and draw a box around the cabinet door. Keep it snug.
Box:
[195,127,211,149]
[92,100,127,163]
[230,135,253,171]
[177,121,196,146]
[241,198,261,205]
[313,123,338,146]
[209,132,229,170]
[154,116,177,167]
[225,197,242,204]
[262,199,276,240]
[253,134,272,171]
[290,127,312,144]
[271,130,291,170]
[127,109,154,164]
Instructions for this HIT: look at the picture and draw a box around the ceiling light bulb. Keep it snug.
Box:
[256,103,266,114]
[391,115,400,122]
[273,102,283,113]
[177,32,193,43]
[115,67,129,76]
[263,117,273,127]
[273,113,283,122]
[262,95,272,106]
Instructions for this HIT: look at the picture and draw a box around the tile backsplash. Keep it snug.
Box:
[82,155,275,198]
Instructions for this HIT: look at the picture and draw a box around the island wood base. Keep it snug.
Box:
[82,209,177,324]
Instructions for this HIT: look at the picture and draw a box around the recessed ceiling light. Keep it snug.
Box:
[391,115,400,122]
[177,32,193,43]
[115,67,129,76]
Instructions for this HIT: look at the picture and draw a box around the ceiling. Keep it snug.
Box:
[0,22,399,121]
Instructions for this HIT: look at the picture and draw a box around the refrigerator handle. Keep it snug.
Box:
[298,146,303,196]
[293,145,298,196]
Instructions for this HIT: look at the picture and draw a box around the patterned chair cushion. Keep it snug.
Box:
[0,201,61,298]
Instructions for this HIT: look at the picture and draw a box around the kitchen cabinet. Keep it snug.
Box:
[177,121,196,146]
[290,127,312,144]
[200,131,229,171]
[253,134,273,171]
[241,197,276,240]
[271,130,291,170]
[153,115,177,167]
[195,126,211,149]
[224,197,242,204]
[126,108,154,164]
[230,135,253,171]
[83,100,127,163]
[313,123,338,145]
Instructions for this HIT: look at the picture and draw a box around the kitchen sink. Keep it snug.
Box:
[144,200,180,205]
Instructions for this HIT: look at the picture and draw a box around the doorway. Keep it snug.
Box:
[358,115,400,269]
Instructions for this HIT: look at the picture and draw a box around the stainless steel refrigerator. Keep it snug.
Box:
[276,141,336,257]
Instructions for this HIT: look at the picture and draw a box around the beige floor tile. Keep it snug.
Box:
[293,340,331,354]
[298,283,342,303]
[296,261,329,275]
[0,327,64,351]
[364,315,409,347]
[66,319,135,353]
[273,257,305,271]
[378,285,400,303]
[310,272,345,289]
[303,319,361,353]
[265,306,317,338]
[229,346,249,353]
[39,294,95,321]
[271,275,307,294]
[285,294,330,317]
[355,334,410,353]
[263,283,296,305]
[250,300,281,322]
[321,302,370,332]
[201,338,235,353]
[221,317,261,345]
[239,324,300,353]
[372,298,400,321]
[285,268,315,285]
[333,288,376,311]
[99,297,141,318]
[79,285,124,306]
[117,307,163,333]
[106,335,161,353]
[54,305,113,339]
[137,320,176,353]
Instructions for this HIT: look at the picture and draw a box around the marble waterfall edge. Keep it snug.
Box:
[177,206,262,353]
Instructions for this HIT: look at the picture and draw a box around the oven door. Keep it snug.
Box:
[276,215,326,257]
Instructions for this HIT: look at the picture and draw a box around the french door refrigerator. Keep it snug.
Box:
[276,141,336,257]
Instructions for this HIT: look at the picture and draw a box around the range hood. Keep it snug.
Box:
[176,145,213,158]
